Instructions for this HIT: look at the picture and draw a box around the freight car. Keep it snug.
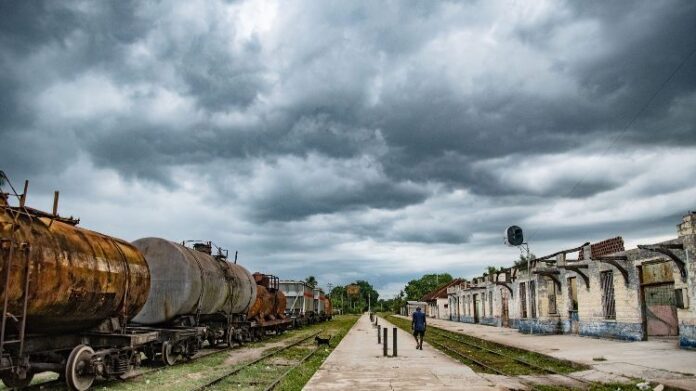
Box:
[0,173,333,390]
[128,238,256,365]
[280,280,313,326]
[0,178,156,390]
[246,274,291,338]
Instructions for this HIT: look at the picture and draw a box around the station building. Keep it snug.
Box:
[444,211,696,349]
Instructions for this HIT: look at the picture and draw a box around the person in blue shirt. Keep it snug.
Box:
[411,307,426,350]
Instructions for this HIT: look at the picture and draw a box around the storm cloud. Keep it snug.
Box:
[1,0,695,298]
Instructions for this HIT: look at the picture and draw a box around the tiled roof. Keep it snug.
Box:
[421,279,463,302]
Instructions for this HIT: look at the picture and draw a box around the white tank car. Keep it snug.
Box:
[131,237,256,325]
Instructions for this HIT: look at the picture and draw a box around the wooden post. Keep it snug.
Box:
[377,324,381,344]
[383,328,388,356]
[393,327,397,357]
[52,191,60,216]
[19,180,28,207]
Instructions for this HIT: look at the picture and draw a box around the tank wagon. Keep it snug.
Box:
[0,173,333,390]
[0,183,156,390]
[246,274,290,338]
[128,238,257,365]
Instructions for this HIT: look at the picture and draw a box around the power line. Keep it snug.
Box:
[525,44,696,243]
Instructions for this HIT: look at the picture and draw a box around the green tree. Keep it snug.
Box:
[513,253,536,270]
[305,275,317,287]
[404,273,453,301]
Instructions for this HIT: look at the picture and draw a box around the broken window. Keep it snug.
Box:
[529,280,537,318]
[520,282,527,318]
[548,278,557,314]
[600,271,616,320]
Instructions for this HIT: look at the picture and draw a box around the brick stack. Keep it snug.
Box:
[579,236,625,259]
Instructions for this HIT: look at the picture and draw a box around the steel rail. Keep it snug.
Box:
[428,327,589,385]
[428,338,505,375]
[263,346,321,391]
[384,315,589,388]
[190,330,322,391]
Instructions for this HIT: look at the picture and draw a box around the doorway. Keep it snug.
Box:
[641,261,679,337]
[568,277,579,334]
[501,289,510,327]
[473,294,480,323]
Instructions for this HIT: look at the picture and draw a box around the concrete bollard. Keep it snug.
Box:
[378,325,381,344]
[383,327,388,356]
[393,327,397,357]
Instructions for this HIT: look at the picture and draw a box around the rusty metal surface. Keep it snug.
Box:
[247,275,286,323]
[0,206,150,334]
[642,261,674,284]
[247,285,273,323]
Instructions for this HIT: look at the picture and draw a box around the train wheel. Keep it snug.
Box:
[207,336,217,348]
[225,326,234,348]
[65,345,95,391]
[1,370,34,388]
[161,342,178,366]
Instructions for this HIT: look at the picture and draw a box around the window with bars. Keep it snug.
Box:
[489,292,493,316]
[530,280,537,318]
[547,278,557,314]
[520,282,527,318]
[600,271,616,319]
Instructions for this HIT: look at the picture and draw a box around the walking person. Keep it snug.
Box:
[411,307,426,350]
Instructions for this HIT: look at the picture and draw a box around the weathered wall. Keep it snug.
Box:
[678,217,696,348]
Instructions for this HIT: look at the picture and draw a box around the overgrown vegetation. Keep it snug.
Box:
[386,314,586,376]
[13,316,358,391]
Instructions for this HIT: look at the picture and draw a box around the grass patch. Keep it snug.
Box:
[274,315,358,391]
[532,382,640,391]
[385,314,587,376]
[7,318,357,391]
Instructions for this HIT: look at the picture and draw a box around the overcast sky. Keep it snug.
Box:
[1,0,695,299]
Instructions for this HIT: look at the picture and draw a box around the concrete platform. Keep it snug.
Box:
[407,315,696,390]
[304,313,497,390]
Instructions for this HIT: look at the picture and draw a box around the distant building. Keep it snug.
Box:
[402,301,428,317]
[421,279,464,320]
[441,211,696,350]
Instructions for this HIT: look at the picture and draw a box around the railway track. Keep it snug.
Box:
[428,328,590,386]
[20,329,320,391]
[190,329,323,391]
[384,315,591,388]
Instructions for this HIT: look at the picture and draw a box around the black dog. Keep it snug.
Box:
[315,335,331,347]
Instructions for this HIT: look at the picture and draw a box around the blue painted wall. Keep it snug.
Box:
[679,323,696,349]
[518,319,562,334]
[578,320,643,341]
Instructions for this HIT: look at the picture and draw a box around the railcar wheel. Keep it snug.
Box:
[65,345,95,391]
[225,327,234,348]
[161,342,178,366]
[1,370,34,388]
[207,336,217,348]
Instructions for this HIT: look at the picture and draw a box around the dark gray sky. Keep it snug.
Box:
[1,0,695,298]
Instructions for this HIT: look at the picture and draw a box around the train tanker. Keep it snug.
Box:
[0,174,331,391]
[0,187,154,390]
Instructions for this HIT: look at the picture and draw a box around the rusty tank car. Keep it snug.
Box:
[0,177,155,391]
[247,274,289,337]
